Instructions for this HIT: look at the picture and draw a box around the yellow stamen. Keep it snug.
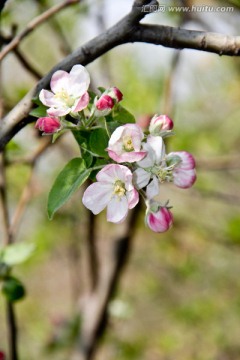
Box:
[113,180,126,198]
[123,136,134,152]
[54,89,75,107]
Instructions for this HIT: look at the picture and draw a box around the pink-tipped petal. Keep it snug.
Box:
[169,151,196,170]
[108,150,146,163]
[127,188,139,209]
[173,168,196,188]
[50,70,70,94]
[73,92,90,112]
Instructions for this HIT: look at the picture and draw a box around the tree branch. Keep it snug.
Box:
[1,1,240,151]
[0,0,80,61]
[130,24,240,56]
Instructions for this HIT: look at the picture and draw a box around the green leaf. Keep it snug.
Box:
[30,104,48,118]
[89,128,109,158]
[47,158,91,220]
[97,87,106,94]
[2,277,26,302]
[72,130,93,167]
[0,243,35,266]
[113,105,135,124]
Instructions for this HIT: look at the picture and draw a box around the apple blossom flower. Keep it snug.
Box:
[134,135,165,199]
[35,116,61,134]
[149,114,174,135]
[107,87,123,103]
[167,151,196,188]
[145,201,173,233]
[39,65,90,116]
[82,164,139,224]
[107,124,147,163]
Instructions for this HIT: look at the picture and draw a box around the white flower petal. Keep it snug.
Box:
[39,89,61,107]
[133,168,151,189]
[50,70,70,94]
[96,164,131,184]
[146,176,160,199]
[69,65,90,97]
[107,196,128,223]
[137,143,155,168]
[82,182,112,214]
[146,135,165,164]
[108,126,125,146]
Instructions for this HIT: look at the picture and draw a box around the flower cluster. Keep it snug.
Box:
[35,64,196,234]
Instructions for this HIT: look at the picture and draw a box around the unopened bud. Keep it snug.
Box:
[108,87,123,103]
[146,203,173,233]
[149,114,174,135]
[35,117,61,134]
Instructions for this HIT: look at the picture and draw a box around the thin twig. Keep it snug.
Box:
[33,0,73,56]
[0,0,80,61]
[6,302,18,360]
[14,48,42,80]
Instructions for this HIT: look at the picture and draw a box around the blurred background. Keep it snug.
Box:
[1,0,240,359]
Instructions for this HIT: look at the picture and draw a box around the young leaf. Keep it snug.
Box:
[113,105,135,124]
[89,128,109,158]
[0,243,35,266]
[30,104,48,118]
[72,130,93,167]
[48,158,91,220]
[2,277,26,302]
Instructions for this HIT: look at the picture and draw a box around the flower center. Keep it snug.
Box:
[54,89,75,107]
[123,136,134,152]
[113,180,126,198]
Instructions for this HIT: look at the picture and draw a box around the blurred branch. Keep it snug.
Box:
[1,0,240,151]
[33,0,73,56]
[0,0,80,61]
[86,209,99,291]
[74,203,142,360]
[14,49,42,80]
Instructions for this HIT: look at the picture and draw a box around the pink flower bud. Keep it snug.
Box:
[167,151,196,189]
[149,114,174,135]
[0,351,5,360]
[146,205,173,233]
[35,117,61,134]
[96,94,114,111]
[108,87,123,103]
